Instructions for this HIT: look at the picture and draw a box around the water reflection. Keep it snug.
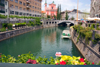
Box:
[0,27,83,58]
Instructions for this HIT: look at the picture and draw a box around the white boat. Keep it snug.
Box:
[61,30,71,39]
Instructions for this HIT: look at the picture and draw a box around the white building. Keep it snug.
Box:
[61,9,90,20]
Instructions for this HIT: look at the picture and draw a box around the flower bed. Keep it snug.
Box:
[0,53,99,65]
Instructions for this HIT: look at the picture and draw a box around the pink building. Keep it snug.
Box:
[44,0,57,19]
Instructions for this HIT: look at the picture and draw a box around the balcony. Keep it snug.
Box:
[26,0,30,4]
[26,6,30,9]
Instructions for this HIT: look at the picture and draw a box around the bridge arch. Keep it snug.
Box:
[57,20,74,27]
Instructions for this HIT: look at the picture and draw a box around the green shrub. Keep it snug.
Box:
[8,23,13,30]
[0,14,7,19]
[0,28,6,32]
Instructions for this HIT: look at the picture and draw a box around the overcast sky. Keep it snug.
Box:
[42,0,91,12]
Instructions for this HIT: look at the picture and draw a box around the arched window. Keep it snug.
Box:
[52,7,53,9]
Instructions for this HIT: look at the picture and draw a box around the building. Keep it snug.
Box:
[1,0,42,17]
[44,0,57,19]
[0,0,5,14]
[90,0,100,18]
[61,9,90,20]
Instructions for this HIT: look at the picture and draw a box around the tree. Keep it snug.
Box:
[57,4,62,20]
[47,15,50,18]
[65,11,69,20]
[54,15,56,19]
[57,5,60,20]
[71,17,74,20]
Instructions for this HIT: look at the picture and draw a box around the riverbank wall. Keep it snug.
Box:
[0,24,58,42]
[70,28,100,63]
[0,26,43,42]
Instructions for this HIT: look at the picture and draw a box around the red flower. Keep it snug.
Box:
[92,62,94,65]
[60,61,66,65]
[26,59,37,64]
[84,63,86,65]
[56,63,59,65]
[79,58,84,62]
[0,55,1,57]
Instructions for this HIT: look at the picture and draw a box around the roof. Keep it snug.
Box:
[41,11,46,13]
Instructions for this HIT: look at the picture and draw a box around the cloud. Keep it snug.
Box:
[42,0,90,12]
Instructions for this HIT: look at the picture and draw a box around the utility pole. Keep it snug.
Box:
[77,0,79,22]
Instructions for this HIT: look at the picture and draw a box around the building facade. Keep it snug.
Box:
[90,0,100,18]
[61,9,90,20]
[0,0,5,14]
[44,0,57,18]
[1,0,42,17]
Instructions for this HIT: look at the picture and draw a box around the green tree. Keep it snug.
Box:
[47,15,50,18]
[65,11,69,20]
[57,5,60,20]
[71,17,74,20]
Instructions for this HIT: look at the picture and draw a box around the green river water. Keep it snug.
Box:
[0,27,83,58]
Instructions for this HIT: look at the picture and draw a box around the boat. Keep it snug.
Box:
[61,30,71,39]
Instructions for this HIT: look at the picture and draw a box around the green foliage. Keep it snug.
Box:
[65,11,69,20]
[92,34,100,44]
[47,15,50,18]
[91,24,95,30]
[73,25,92,44]
[96,23,100,30]
[7,23,13,30]
[0,28,6,32]
[57,4,61,20]
[0,14,7,19]
[71,17,74,20]
[35,18,42,26]
[15,22,26,26]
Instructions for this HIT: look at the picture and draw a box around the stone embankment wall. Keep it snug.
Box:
[0,26,43,42]
[70,28,100,63]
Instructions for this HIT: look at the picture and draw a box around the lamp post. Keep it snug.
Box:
[77,0,79,22]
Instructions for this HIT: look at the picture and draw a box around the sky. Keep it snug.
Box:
[42,0,91,13]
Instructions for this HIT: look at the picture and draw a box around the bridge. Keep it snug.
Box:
[42,20,77,27]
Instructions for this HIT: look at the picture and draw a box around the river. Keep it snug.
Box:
[0,27,83,58]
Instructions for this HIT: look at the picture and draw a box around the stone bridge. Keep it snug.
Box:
[42,20,76,27]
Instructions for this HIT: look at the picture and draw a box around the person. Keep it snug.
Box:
[6,27,8,31]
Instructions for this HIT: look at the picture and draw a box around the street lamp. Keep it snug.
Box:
[77,0,79,22]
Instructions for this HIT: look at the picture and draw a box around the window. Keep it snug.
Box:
[20,7,22,10]
[23,3,25,6]
[10,0,13,1]
[33,6,34,8]
[33,10,34,12]
[27,13,29,15]
[20,12,22,15]
[23,13,26,15]
[10,11,14,14]
[10,4,14,8]
[15,0,18,3]
[30,10,31,12]
[15,6,18,9]
[15,11,19,15]
[19,1,22,5]
[52,7,53,9]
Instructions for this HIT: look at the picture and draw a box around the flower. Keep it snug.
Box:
[0,55,1,57]
[79,58,84,62]
[60,61,66,65]
[26,59,37,64]
[55,52,61,57]
[92,62,94,65]
[56,63,59,65]
[84,63,86,65]
[18,55,20,57]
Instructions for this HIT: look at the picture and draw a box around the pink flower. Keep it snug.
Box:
[18,55,20,57]
[79,58,84,62]
[92,62,94,65]
[60,61,66,65]
[56,63,59,65]
[55,52,62,57]
[26,59,37,64]
[84,63,86,65]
